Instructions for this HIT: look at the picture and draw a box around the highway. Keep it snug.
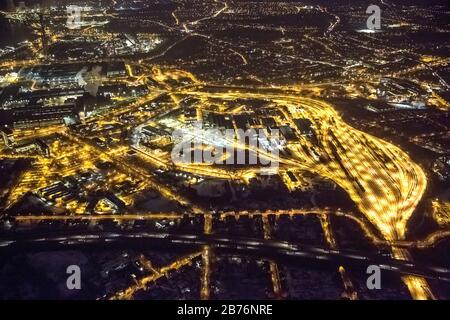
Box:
[0,230,449,283]
[10,209,450,249]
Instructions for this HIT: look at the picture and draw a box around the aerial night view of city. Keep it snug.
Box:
[0,0,449,308]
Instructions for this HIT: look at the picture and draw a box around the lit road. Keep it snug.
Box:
[108,252,202,300]
[1,231,449,284]
[10,209,450,249]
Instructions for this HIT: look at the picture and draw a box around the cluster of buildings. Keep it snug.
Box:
[433,155,450,181]
[18,62,127,86]
[112,33,163,55]
[0,86,84,128]
[0,62,133,130]
[376,77,428,109]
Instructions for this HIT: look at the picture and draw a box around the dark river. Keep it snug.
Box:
[0,15,33,47]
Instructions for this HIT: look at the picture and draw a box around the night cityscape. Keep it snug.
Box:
[0,0,449,304]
